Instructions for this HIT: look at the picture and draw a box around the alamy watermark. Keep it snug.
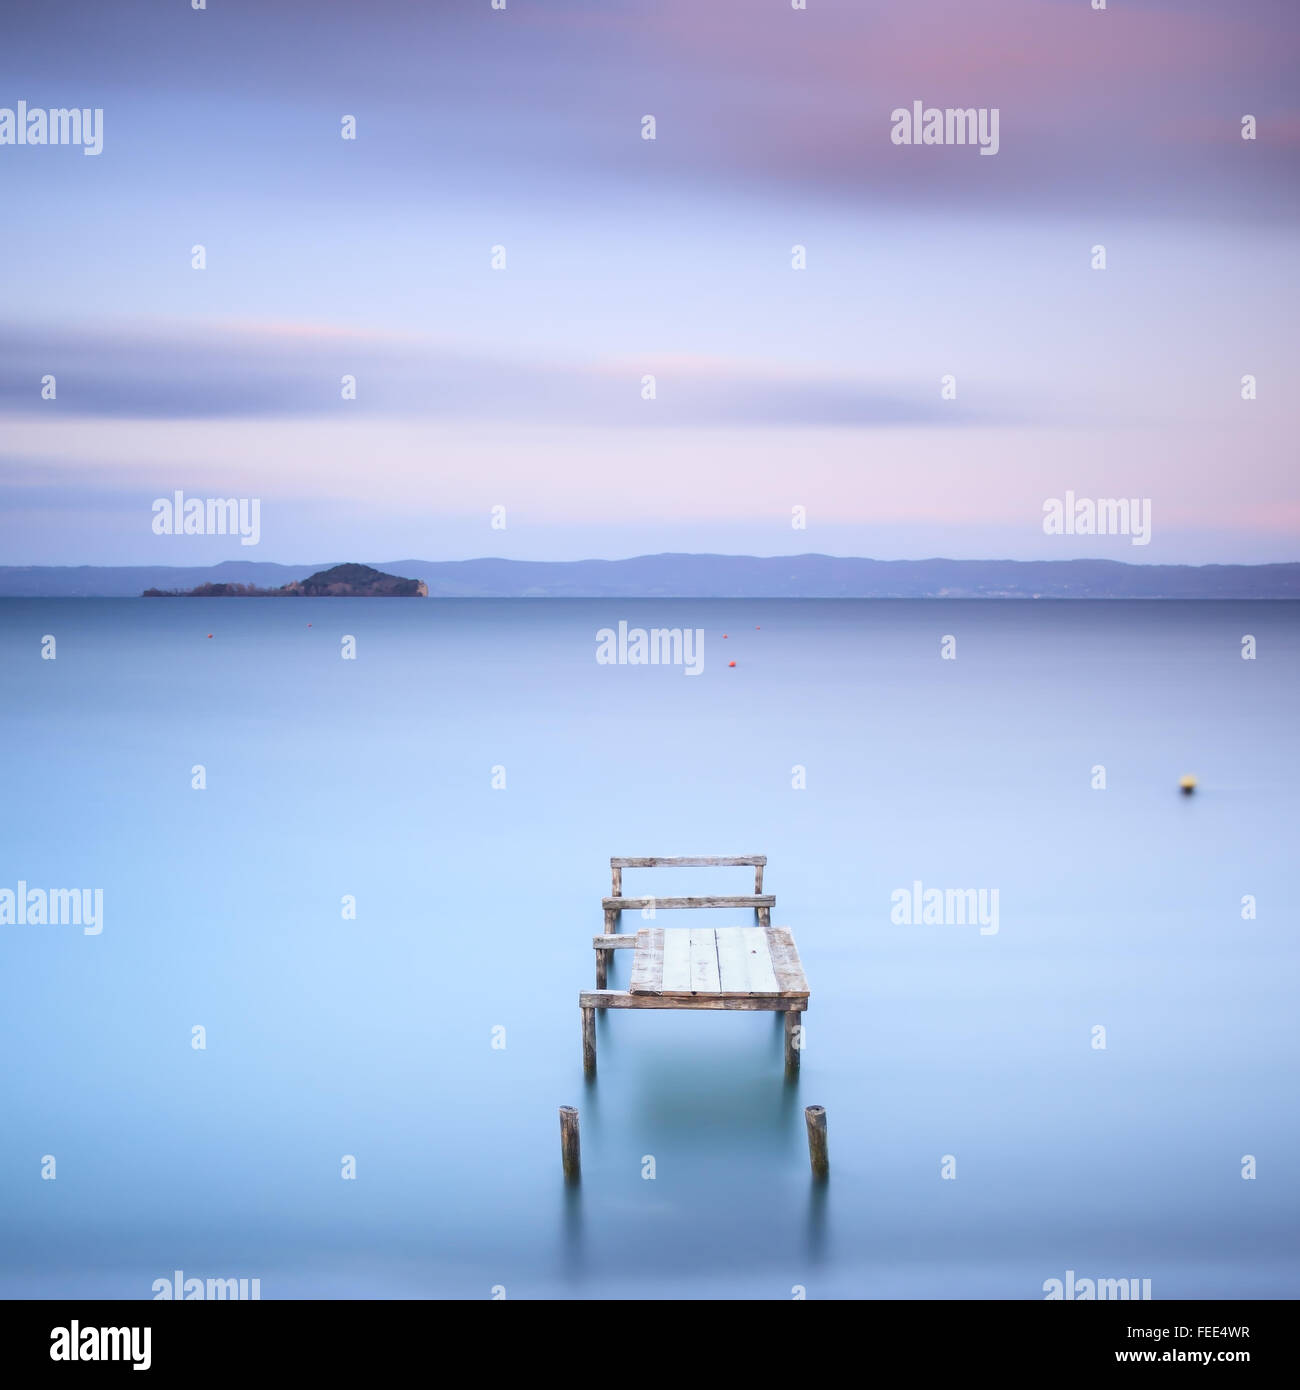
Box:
[0,881,102,935]
[49,1323,150,1370]
[1044,1269,1152,1300]
[1043,492,1151,546]
[891,880,999,935]
[152,491,261,545]
[596,621,704,676]
[152,1270,261,1300]
[1,101,103,155]
[890,102,999,156]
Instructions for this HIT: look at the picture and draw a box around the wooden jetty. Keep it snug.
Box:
[566,854,822,1176]
[581,923,809,1074]
[603,854,773,932]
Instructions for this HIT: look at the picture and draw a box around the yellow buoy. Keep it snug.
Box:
[1179,775,1197,795]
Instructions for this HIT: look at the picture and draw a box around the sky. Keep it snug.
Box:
[1,0,1297,567]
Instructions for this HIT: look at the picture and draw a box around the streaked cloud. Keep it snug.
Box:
[0,320,1000,427]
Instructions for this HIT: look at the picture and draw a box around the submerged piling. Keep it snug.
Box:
[582,1005,597,1074]
[559,1105,581,1180]
[784,1011,802,1070]
[805,1105,829,1179]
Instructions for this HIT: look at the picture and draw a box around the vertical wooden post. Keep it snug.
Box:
[784,1010,802,1070]
[560,1106,581,1180]
[759,906,771,928]
[805,1105,828,1178]
[611,864,622,896]
[595,948,608,989]
[755,863,764,894]
[582,1006,597,1074]
[604,907,618,933]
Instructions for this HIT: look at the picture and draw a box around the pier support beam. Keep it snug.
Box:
[784,1010,803,1070]
[805,1105,828,1179]
[559,1106,581,1180]
[595,948,610,990]
[582,1005,597,1074]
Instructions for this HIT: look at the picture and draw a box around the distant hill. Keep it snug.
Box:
[142,563,427,598]
[286,563,427,597]
[3,554,1298,599]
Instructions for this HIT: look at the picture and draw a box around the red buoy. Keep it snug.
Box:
[728,660,736,667]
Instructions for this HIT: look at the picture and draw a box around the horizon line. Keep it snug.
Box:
[5,552,1300,573]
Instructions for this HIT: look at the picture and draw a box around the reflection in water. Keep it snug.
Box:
[805,1179,829,1263]
[560,1182,584,1280]
[581,1071,601,1116]
[628,1048,794,1146]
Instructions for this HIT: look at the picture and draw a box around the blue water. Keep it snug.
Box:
[1,598,1296,1299]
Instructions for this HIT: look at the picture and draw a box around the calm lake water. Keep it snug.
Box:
[1,598,1297,1299]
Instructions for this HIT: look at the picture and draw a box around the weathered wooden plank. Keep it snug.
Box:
[580,990,806,1012]
[611,856,766,868]
[601,895,774,912]
[741,926,780,993]
[767,927,810,997]
[714,927,751,993]
[660,928,692,993]
[688,927,721,993]
[592,935,638,949]
[711,927,780,994]
[610,864,622,896]
[628,927,665,994]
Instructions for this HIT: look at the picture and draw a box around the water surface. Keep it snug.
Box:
[1,599,1296,1298]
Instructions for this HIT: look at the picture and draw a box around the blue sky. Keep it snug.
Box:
[2,0,1297,565]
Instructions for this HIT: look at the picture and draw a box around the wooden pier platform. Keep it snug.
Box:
[580,925,809,1073]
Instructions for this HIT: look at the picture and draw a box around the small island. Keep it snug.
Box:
[143,563,428,598]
